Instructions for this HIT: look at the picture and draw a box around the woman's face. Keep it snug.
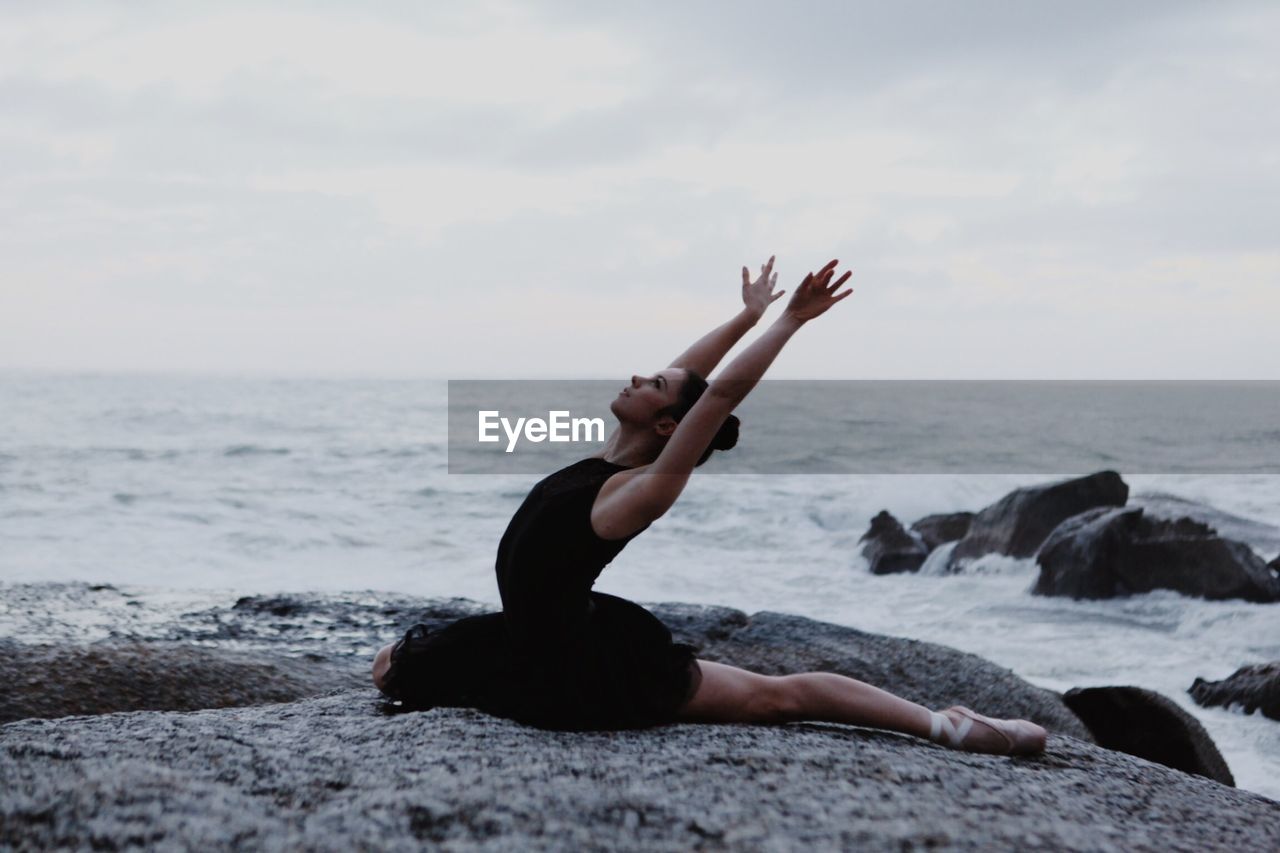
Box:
[610,368,685,426]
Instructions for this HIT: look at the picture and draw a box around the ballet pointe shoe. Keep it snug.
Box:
[928,706,1047,756]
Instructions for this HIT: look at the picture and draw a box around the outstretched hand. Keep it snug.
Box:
[742,255,785,320]
[783,259,853,323]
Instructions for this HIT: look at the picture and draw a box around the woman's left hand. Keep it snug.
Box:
[742,255,785,320]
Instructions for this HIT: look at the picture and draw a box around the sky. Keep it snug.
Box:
[1,0,1277,379]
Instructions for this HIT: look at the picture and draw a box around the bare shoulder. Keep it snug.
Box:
[590,464,656,540]
[594,465,649,500]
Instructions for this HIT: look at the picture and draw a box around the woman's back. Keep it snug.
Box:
[495,457,644,650]
[383,457,697,730]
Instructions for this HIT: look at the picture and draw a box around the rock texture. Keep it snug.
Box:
[1033,507,1280,602]
[910,512,974,552]
[1062,686,1234,785]
[5,586,1272,849]
[3,692,1277,851]
[0,639,366,724]
[1131,492,1280,559]
[1190,662,1280,721]
[858,511,928,575]
[947,471,1129,572]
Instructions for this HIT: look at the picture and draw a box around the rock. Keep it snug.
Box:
[947,471,1129,572]
[1062,686,1234,786]
[1,594,1088,742]
[858,510,928,575]
[1,594,1096,753]
[0,639,366,724]
[1033,507,1280,602]
[1132,492,1280,558]
[910,511,974,551]
[3,693,1278,851]
[1190,662,1280,721]
[651,606,1090,740]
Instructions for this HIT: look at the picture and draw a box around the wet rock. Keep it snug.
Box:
[0,639,366,724]
[1062,686,1234,786]
[3,692,1277,851]
[947,471,1129,572]
[910,511,974,551]
[858,510,928,575]
[1190,662,1280,721]
[1132,492,1280,558]
[1033,507,1280,602]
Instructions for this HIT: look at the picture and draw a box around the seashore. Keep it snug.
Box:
[2,585,1277,850]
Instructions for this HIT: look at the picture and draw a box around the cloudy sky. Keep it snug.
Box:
[1,1,1276,378]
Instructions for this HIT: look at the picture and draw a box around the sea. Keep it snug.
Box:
[2,372,1277,801]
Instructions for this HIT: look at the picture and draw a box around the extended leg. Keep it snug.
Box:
[675,659,1045,754]
[675,660,932,738]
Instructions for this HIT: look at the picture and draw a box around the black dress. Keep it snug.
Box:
[381,458,703,730]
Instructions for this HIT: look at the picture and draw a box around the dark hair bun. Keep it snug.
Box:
[712,415,740,451]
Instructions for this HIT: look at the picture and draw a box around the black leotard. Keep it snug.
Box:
[382,458,702,730]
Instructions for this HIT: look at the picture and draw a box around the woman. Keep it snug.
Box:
[374,257,1047,756]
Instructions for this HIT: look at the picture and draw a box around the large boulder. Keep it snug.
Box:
[858,510,928,575]
[1132,492,1280,558]
[1190,662,1280,721]
[1033,507,1280,602]
[946,471,1129,572]
[3,692,1278,851]
[910,511,974,551]
[1062,686,1234,786]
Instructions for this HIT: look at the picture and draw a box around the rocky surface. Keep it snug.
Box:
[0,639,366,724]
[1131,492,1280,559]
[0,589,1089,743]
[1191,662,1280,722]
[1062,686,1234,785]
[3,692,1277,851]
[1033,507,1280,602]
[909,511,974,552]
[5,584,1273,849]
[946,471,1129,572]
[857,510,928,575]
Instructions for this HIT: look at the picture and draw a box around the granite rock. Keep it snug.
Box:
[909,511,974,552]
[2,692,1276,851]
[1190,662,1280,722]
[947,471,1129,572]
[1062,685,1234,785]
[858,510,929,575]
[1033,507,1280,602]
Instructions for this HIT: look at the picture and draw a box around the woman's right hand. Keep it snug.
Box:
[783,259,853,323]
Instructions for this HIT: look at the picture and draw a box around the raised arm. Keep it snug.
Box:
[667,256,785,376]
[595,260,853,535]
[652,259,851,477]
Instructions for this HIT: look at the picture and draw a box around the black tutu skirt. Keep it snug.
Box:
[380,592,702,731]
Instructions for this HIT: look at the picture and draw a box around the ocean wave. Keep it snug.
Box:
[224,445,291,457]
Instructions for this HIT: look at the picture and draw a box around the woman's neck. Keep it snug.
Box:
[601,423,662,468]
